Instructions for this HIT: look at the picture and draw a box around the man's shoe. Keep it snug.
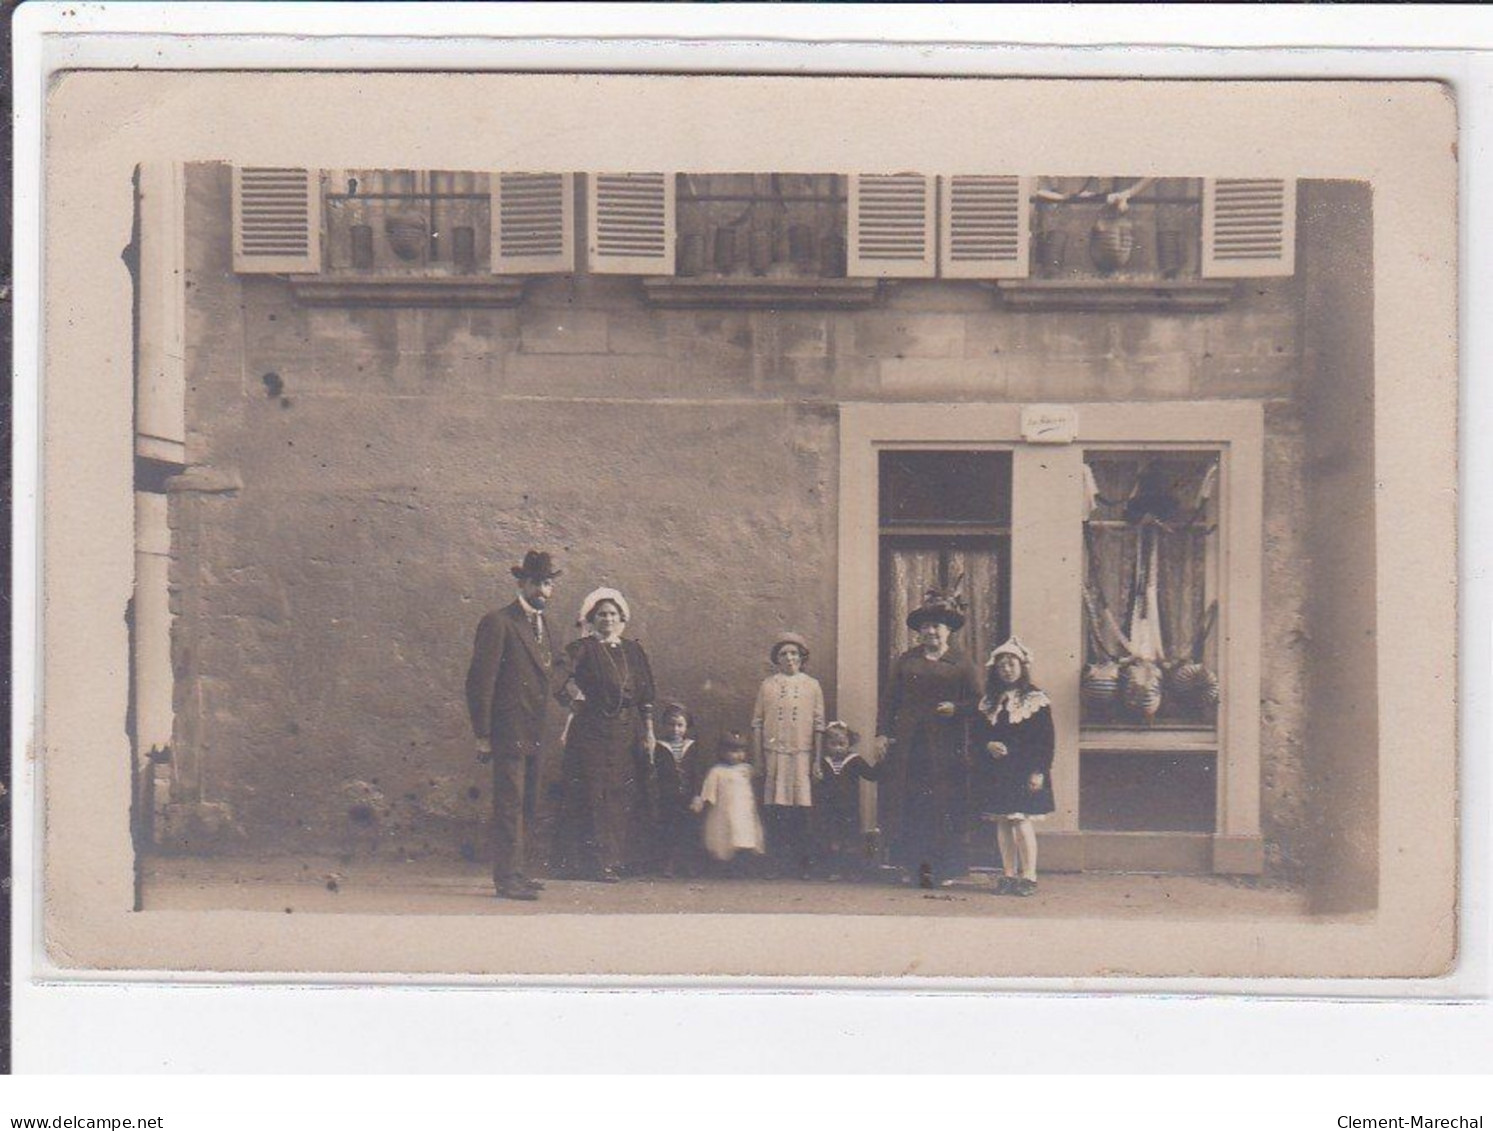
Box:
[519,876,546,892]
[496,883,539,901]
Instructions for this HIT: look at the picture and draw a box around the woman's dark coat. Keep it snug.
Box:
[875,646,983,875]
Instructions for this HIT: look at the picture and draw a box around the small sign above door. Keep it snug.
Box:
[1021,404,1079,444]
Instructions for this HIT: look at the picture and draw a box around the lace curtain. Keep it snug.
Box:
[1083,454,1219,727]
[1084,456,1216,668]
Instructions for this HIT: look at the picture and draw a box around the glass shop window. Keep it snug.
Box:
[878,450,1012,684]
[1081,450,1221,731]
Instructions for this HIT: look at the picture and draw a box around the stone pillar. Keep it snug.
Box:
[1010,443,1085,867]
[1300,181,1378,913]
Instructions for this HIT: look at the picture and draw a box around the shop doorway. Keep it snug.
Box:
[876,449,1012,679]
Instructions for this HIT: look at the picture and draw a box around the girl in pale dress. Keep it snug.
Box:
[692,732,765,865]
[751,632,826,879]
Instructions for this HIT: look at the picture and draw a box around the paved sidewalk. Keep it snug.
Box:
[143,856,1319,920]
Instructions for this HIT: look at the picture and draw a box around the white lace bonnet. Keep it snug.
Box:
[986,636,1034,669]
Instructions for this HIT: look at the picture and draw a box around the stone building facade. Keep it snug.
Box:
[131,165,1376,905]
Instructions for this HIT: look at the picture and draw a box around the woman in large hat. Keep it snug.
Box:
[970,637,1056,897]
[555,586,657,882]
[873,587,983,889]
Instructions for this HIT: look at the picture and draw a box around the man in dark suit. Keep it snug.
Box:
[465,550,563,901]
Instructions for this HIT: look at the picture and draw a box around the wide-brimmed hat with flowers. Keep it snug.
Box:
[906,586,967,632]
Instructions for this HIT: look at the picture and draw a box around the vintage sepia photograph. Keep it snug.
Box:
[36,73,1458,980]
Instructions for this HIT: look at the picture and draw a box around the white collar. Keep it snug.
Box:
[823,750,862,775]
[980,687,1051,725]
[517,593,545,618]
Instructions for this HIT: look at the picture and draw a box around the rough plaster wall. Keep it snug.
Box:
[175,163,1308,871]
[173,399,835,860]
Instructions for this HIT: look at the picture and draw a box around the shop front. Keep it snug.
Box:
[839,401,1263,873]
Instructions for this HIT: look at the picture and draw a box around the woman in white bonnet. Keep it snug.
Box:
[970,637,1056,897]
[555,586,657,883]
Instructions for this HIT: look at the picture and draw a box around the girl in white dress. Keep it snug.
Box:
[751,632,826,879]
[692,732,765,865]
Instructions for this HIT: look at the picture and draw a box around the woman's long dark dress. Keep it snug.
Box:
[558,636,656,873]
[875,647,983,880]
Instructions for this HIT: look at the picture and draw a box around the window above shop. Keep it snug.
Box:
[229,166,1297,310]
[231,167,573,306]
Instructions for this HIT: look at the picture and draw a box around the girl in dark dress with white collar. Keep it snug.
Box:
[971,638,1056,897]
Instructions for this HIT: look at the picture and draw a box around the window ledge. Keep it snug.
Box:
[995,279,1237,312]
[642,276,881,310]
[287,274,528,308]
[1079,727,1220,752]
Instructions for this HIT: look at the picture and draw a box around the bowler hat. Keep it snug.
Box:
[511,549,562,581]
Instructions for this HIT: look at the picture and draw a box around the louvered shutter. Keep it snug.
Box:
[232,166,321,274]
[939,175,1031,279]
[848,174,936,278]
[1202,178,1296,277]
[492,172,575,274]
[587,173,675,275]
